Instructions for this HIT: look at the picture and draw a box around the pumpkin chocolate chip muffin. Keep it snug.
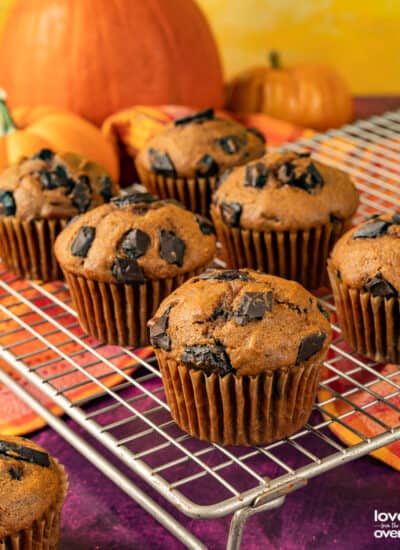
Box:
[0,148,118,281]
[211,151,359,289]
[328,213,400,362]
[55,192,216,347]
[135,108,266,215]
[149,268,331,446]
[0,435,68,550]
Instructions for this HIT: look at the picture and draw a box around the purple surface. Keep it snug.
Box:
[31,420,398,550]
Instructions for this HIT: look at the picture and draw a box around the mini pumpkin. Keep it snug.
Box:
[226,52,353,131]
[0,91,119,180]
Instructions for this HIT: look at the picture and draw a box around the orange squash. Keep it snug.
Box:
[0,0,224,126]
[0,91,119,180]
[226,52,353,131]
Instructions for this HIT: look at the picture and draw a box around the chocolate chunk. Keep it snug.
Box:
[112,257,145,284]
[149,304,173,351]
[181,340,234,376]
[245,162,268,188]
[220,202,241,227]
[234,291,273,326]
[0,191,16,216]
[32,148,54,161]
[330,213,340,223]
[0,440,50,467]
[71,226,96,257]
[195,214,215,235]
[9,466,23,480]
[195,154,219,177]
[297,151,311,158]
[159,230,185,266]
[392,213,400,225]
[353,220,389,239]
[39,170,57,190]
[174,108,214,126]
[200,269,254,282]
[297,332,326,363]
[246,127,266,143]
[72,176,91,213]
[120,229,150,259]
[317,301,330,320]
[208,307,230,321]
[99,175,113,202]
[112,192,158,207]
[364,273,397,298]
[148,148,176,177]
[307,163,324,186]
[276,160,323,192]
[218,135,242,155]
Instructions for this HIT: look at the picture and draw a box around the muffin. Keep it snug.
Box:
[0,148,118,281]
[0,435,68,550]
[211,151,359,289]
[328,213,400,363]
[148,268,332,446]
[54,192,216,347]
[135,108,266,216]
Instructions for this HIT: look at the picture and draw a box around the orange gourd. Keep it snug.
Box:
[226,52,353,131]
[0,91,119,180]
[0,0,224,126]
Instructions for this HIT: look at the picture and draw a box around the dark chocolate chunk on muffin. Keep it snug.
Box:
[149,268,331,446]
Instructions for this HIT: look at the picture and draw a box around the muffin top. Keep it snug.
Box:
[54,192,216,283]
[329,213,400,297]
[0,148,118,221]
[0,435,64,539]
[135,109,266,179]
[149,268,331,376]
[212,151,359,231]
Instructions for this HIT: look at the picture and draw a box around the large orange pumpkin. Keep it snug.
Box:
[0,0,224,126]
[0,92,119,179]
[226,52,353,131]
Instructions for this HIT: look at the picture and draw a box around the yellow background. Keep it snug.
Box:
[0,0,399,94]
[198,0,400,94]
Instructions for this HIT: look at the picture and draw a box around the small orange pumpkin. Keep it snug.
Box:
[226,52,353,131]
[0,91,119,180]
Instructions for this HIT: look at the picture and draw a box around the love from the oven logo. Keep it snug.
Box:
[374,510,400,539]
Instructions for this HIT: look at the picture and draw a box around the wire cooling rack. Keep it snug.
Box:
[1,111,400,550]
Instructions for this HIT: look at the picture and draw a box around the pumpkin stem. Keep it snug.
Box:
[0,89,17,135]
[269,50,281,69]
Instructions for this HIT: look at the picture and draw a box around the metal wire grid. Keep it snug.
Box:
[0,111,400,524]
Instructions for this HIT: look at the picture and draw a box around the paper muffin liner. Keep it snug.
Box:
[136,166,218,216]
[64,269,204,347]
[327,266,400,363]
[211,207,349,290]
[156,354,322,446]
[0,458,68,550]
[0,217,67,281]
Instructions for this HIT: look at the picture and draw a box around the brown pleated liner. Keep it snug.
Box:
[327,266,400,363]
[211,206,349,290]
[0,459,68,550]
[64,269,203,347]
[157,354,322,446]
[136,166,218,216]
[0,217,67,281]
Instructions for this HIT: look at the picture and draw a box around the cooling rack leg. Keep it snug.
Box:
[226,496,285,550]
[0,367,207,550]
